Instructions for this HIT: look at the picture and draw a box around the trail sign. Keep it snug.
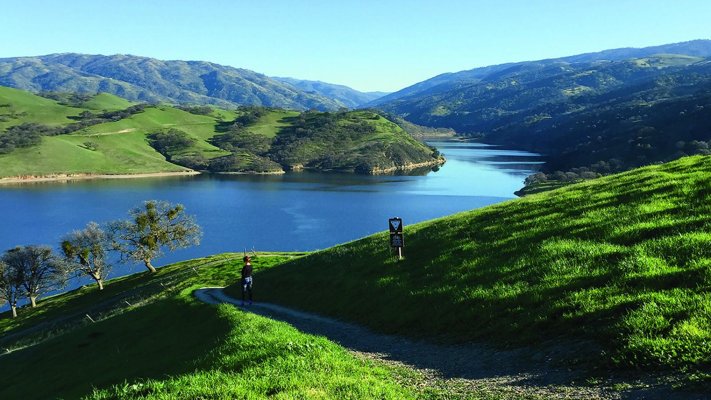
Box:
[388,217,403,234]
[390,233,404,248]
[388,217,404,260]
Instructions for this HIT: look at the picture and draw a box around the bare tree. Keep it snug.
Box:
[108,200,202,273]
[0,260,22,317]
[61,222,110,290]
[2,246,66,307]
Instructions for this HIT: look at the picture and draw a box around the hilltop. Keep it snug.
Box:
[0,86,441,179]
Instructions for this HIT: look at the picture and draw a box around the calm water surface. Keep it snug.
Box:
[0,141,541,277]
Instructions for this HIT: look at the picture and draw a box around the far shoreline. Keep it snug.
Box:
[0,171,201,186]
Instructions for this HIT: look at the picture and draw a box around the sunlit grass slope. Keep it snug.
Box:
[230,156,711,371]
[79,93,135,111]
[0,132,187,177]
[249,109,300,137]
[0,89,236,177]
[0,86,80,130]
[76,105,230,160]
[0,254,420,400]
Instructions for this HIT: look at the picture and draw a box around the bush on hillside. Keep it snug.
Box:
[147,129,196,161]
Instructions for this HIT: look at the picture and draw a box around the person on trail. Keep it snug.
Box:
[241,255,253,306]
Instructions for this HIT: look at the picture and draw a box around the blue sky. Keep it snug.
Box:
[2,0,710,92]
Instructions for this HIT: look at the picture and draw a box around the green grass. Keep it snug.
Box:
[0,86,80,130]
[0,253,422,399]
[0,132,186,177]
[0,93,240,176]
[225,155,711,374]
[76,106,230,161]
[248,109,300,138]
[79,93,135,112]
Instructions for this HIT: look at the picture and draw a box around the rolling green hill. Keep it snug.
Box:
[226,155,711,379]
[0,53,344,111]
[0,86,80,130]
[0,87,441,178]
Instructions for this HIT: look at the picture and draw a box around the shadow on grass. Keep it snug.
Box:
[0,297,232,400]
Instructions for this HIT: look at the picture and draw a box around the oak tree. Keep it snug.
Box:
[61,222,110,290]
[109,201,202,272]
[0,260,22,317]
[2,246,66,307]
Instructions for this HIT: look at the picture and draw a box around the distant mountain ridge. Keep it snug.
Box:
[272,77,388,108]
[368,39,711,107]
[369,39,711,179]
[0,53,350,111]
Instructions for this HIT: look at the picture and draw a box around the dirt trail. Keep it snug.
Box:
[195,287,636,399]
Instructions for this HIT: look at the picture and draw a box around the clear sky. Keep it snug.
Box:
[2,0,710,92]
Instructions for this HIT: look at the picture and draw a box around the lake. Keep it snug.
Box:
[0,141,541,278]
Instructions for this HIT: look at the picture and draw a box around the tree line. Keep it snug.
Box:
[0,200,201,318]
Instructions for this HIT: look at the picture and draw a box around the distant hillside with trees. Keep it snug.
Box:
[371,40,711,189]
[0,86,441,179]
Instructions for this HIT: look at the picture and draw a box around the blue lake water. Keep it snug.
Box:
[0,141,541,279]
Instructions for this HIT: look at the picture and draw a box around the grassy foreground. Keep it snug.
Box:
[0,254,427,399]
[227,155,711,376]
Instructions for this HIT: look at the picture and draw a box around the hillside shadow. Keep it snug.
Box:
[0,298,232,400]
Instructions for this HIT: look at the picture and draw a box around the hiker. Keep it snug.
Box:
[241,255,253,306]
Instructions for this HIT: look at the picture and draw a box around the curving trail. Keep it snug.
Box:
[194,288,687,400]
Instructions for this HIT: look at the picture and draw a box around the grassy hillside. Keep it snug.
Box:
[79,92,135,111]
[0,88,440,178]
[0,86,80,130]
[248,109,300,137]
[268,110,442,173]
[0,90,230,177]
[0,254,425,399]
[227,156,711,377]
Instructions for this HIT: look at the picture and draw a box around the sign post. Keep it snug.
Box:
[388,217,404,260]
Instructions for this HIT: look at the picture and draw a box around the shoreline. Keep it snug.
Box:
[367,157,446,175]
[0,171,201,185]
[0,158,447,185]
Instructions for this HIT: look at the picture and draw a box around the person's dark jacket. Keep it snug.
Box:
[241,263,253,280]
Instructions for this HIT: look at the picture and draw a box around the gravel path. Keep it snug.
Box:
[195,288,701,400]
